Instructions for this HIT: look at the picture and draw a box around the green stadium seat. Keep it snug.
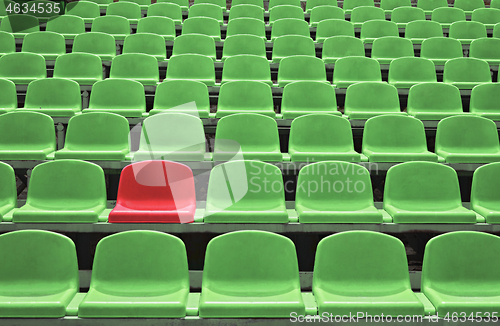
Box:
[232,0,264,8]
[86,0,112,9]
[137,17,176,40]
[345,82,404,119]
[172,34,216,61]
[123,33,167,61]
[13,160,107,223]
[0,31,14,57]
[470,37,500,65]
[194,0,227,12]
[421,232,500,317]
[296,162,381,222]
[391,7,426,28]
[119,0,151,10]
[420,36,463,65]
[55,113,130,161]
[431,7,466,29]
[147,3,182,25]
[289,114,361,162]
[158,0,188,11]
[181,17,221,41]
[492,0,500,9]
[22,78,82,117]
[0,14,39,38]
[470,83,500,120]
[343,0,374,14]
[0,162,15,220]
[332,56,382,88]
[150,80,210,118]
[371,36,414,65]
[229,4,264,21]
[21,31,66,61]
[388,57,437,89]
[453,0,484,15]
[78,231,189,317]
[384,161,477,223]
[449,21,487,45]
[306,0,338,13]
[72,32,116,62]
[106,1,141,24]
[0,230,79,317]
[404,20,443,44]
[271,18,310,41]
[471,162,500,223]
[226,17,266,40]
[0,78,16,114]
[188,3,223,25]
[407,82,465,120]
[109,53,159,86]
[222,34,266,61]
[315,18,355,42]
[495,22,500,37]
[216,81,275,117]
[360,20,398,44]
[133,112,206,161]
[314,231,425,316]
[380,0,411,14]
[269,5,304,25]
[166,53,215,86]
[417,0,448,15]
[322,35,364,64]
[278,55,328,87]
[362,115,438,162]
[91,15,131,41]
[0,111,55,160]
[84,79,146,117]
[221,55,272,85]
[199,231,303,315]
[269,0,301,9]
[443,57,491,90]
[309,5,345,27]
[282,82,341,119]
[213,114,282,161]
[272,35,315,63]
[46,15,85,40]
[472,8,500,29]
[0,52,45,85]
[350,6,385,29]
[436,115,500,163]
[53,53,103,86]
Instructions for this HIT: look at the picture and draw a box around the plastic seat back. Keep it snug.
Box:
[181,17,221,41]
[147,3,182,25]
[166,53,215,86]
[417,0,447,13]
[343,0,374,11]
[380,0,411,12]
[371,36,414,63]
[332,57,382,87]
[269,0,301,9]
[454,0,485,13]
[469,83,500,118]
[470,37,500,63]
[420,37,463,65]
[172,34,216,61]
[278,55,327,87]
[449,21,487,42]
[123,33,167,61]
[21,31,65,60]
[407,82,463,118]
[307,0,339,13]
[65,1,100,20]
[0,14,39,35]
[232,0,264,8]
[88,79,146,113]
[471,162,500,219]
[229,4,264,21]
[72,32,116,61]
[322,35,364,63]
[443,57,491,86]
[316,18,354,42]
[0,78,17,114]
[194,0,226,11]
[53,53,103,85]
[271,18,310,40]
[91,15,131,39]
[106,1,141,20]
[404,20,443,42]
[46,15,85,38]
[310,5,345,27]
[222,34,266,61]
[282,82,339,119]
[344,82,401,117]
[216,81,274,117]
[360,20,399,41]
[226,17,266,40]
[158,0,188,10]
[0,31,15,56]
[388,57,437,87]
[188,3,223,25]
[472,8,500,27]
[269,5,304,24]
[0,162,16,218]
[272,35,315,63]
[151,80,210,118]
[391,6,426,25]
[136,16,176,40]
[431,7,466,26]
[24,78,82,114]
[0,52,46,84]
[350,6,385,25]
[110,53,159,85]
[221,55,271,85]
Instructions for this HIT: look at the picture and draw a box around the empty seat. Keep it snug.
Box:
[472,8,500,29]
[120,0,151,9]
[85,0,113,9]
[12,160,107,223]
[213,113,282,161]
[272,35,315,63]
[133,112,206,161]
[271,18,310,41]
[222,34,266,61]
[232,0,264,8]
[110,53,159,86]
[404,20,443,44]
[322,35,364,64]
[226,17,266,40]
[282,81,341,119]
[309,5,345,27]
[380,0,411,13]
[269,0,301,9]
[158,0,188,11]
[0,111,55,160]
[495,22,500,37]
[216,81,274,117]
[46,15,86,40]
[470,83,500,120]
[332,56,382,88]
[269,5,304,24]
[0,162,15,220]
[315,18,355,42]
[362,115,438,162]
[204,162,288,222]
[417,0,448,15]
[449,21,487,44]
[194,0,227,11]
[421,232,500,317]
[84,79,146,117]
[0,31,14,57]
[288,114,360,162]
[0,230,78,317]
[172,34,216,61]
[221,55,272,85]
[72,32,116,62]
[431,7,466,29]
[443,57,491,89]
[471,162,500,223]
[470,37,500,65]
[147,3,182,25]
[78,231,189,317]
[22,78,82,117]
[0,14,39,38]
[181,17,221,41]
[343,0,374,14]
[407,82,465,120]
[345,82,404,119]
[360,20,398,44]
[137,17,176,40]
[420,36,463,65]
[123,33,167,61]
[436,115,500,163]
[0,52,46,85]
[350,6,385,29]
[91,15,131,41]
[391,6,426,28]
[106,1,141,24]
[388,57,437,89]
[453,0,484,15]
[314,231,425,315]
[53,53,103,86]
[306,0,338,13]
[166,53,215,86]
[55,113,130,161]
[228,4,264,21]
[108,162,196,223]
[150,80,210,118]
[65,1,101,23]
[0,78,16,114]
[199,231,304,315]
[188,3,223,25]
[491,0,500,9]
[371,36,414,65]
[278,55,328,87]
[384,161,477,223]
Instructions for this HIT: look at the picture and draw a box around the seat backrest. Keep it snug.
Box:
[0,78,17,111]
[136,16,176,39]
[431,7,466,23]
[391,6,426,23]
[404,20,443,39]
[269,0,301,9]
[454,0,485,12]
[282,82,338,115]
[278,55,327,85]
[271,18,310,39]
[443,57,491,84]
[380,0,411,11]
[332,57,382,83]
[316,18,355,41]
[472,8,500,24]
[449,21,487,39]
[469,83,500,115]
[72,32,116,58]
[188,3,223,23]
[222,54,271,83]
[123,33,167,59]
[322,35,364,60]
[65,1,100,19]
[228,4,264,20]
[420,36,463,61]
[310,5,345,25]
[109,53,159,81]
[388,57,437,83]
[232,0,264,8]
[407,82,463,114]
[106,1,141,19]
[471,162,500,210]
[345,82,400,113]
[360,20,398,39]
[147,3,182,22]
[371,36,414,59]
[306,0,339,12]
[470,37,500,60]
[194,0,226,9]
[0,31,15,55]
[226,17,266,39]
[0,162,16,216]
[350,5,385,22]
[165,53,215,85]
[153,80,210,114]
[0,52,46,80]
[492,0,500,9]
[0,111,55,150]
[172,34,216,59]
[158,0,188,10]
[222,34,266,60]
[46,15,85,35]
[22,31,66,55]
[181,17,221,40]
[272,35,315,59]
[91,15,130,36]
[417,0,447,12]
[269,4,304,23]
[217,80,273,111]
[89,79,146,111]
[53,53,103,81]
[25,78,82,110]
[0,14,39,33]
[120,0,151,5]
[343,0,374,11]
